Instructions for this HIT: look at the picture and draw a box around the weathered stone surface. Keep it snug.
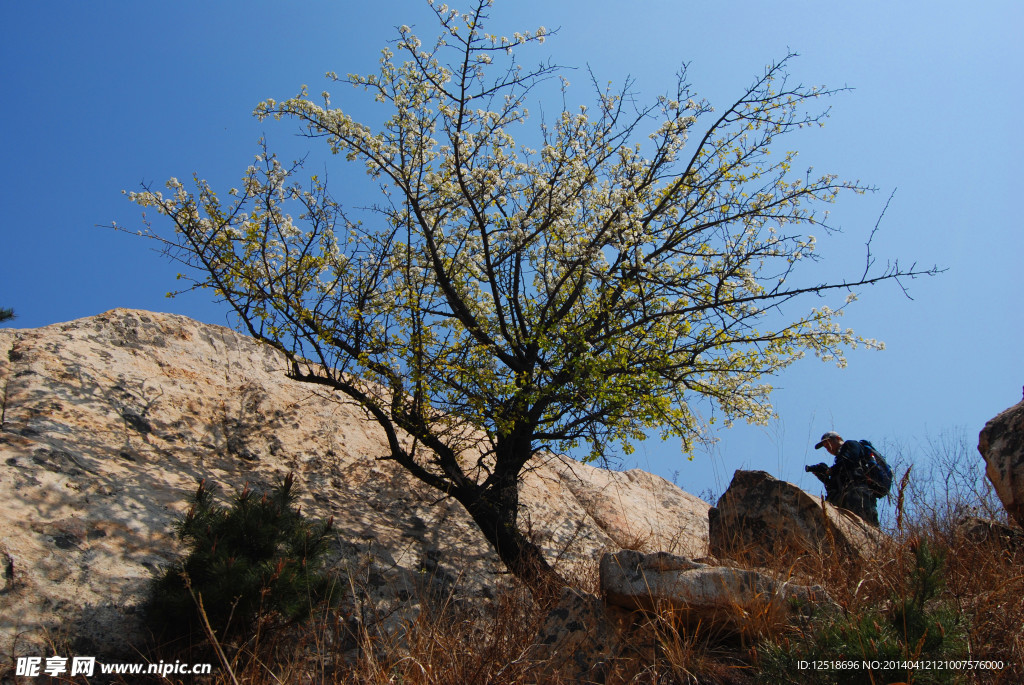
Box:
[531,587,628,684]
[545,459,710,558]
[978,399,1024,528]
[600,549,831,636]
[0,309,710,659]
[708,470,883,563]
[955,516,1024,554]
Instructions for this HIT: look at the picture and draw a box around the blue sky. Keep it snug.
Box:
[2,1,1021,501]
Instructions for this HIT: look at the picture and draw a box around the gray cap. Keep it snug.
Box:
[814,431,841,449]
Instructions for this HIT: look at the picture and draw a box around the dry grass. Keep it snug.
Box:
[745,441,1024,685]
[32,437,1022,685]
[34,540,1019,684]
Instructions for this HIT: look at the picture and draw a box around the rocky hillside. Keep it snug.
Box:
[0,309,710,658]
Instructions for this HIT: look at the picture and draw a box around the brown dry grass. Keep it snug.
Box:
[24,535,1020,684]
[30,436,1022,685]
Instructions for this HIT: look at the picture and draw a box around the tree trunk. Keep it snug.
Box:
[459,472,566,602]
[454,430,566,601]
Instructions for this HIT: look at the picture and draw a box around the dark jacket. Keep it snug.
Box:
[807,438,879,526]
[831,438,869,485]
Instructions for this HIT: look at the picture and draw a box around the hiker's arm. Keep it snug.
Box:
[806,463,831,487]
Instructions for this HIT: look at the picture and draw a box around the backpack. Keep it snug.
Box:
[858,440,893,498]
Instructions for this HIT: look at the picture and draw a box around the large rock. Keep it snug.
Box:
[978,399,1024,528]
[600,550,832,636]
[707,470,883,564]
[546,459,709,559]
[530,587,628,684]
[0,309,710,659]
[955,516,1024,554]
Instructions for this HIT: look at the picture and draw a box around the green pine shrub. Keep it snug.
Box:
[149,473,340,639]
[755,539,965,684]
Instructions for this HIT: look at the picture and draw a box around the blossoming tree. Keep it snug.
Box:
[125,0,936,595]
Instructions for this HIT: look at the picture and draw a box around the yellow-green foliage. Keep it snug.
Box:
[124,0,933,468]
[123,0,935,593]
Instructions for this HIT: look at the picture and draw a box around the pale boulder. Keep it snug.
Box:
[600,549,831,636]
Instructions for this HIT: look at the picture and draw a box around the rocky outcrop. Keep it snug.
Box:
[707,470,884,564]
[531,587,628,683]
[0,309,710,659]
[956,516,1024,554]
[978,399,1024,528]
[551,460,710,558]
[599,550,832,636]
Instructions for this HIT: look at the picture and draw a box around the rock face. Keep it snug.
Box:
[955,516,1024,554]
[707,470,883,563]
[531,587,628,683]
[600,550,831,636]
[0,309,710,658]
[978,399,1024,528]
